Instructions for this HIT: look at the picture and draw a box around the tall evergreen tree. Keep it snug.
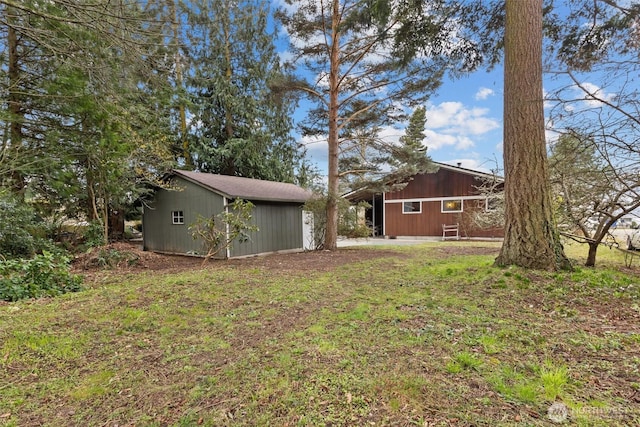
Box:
[495,0,571,270]
[391,107,436,180]
[184,0,305,184]
[277,0,483,250]
[0,0,176,239]
[340,106,436,193]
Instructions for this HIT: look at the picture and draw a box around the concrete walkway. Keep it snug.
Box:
[336,236,503,247]
[337,237,441,247]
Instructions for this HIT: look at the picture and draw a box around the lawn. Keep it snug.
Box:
[1,241,639,426]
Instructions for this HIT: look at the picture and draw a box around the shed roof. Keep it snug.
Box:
[172,170,313,203]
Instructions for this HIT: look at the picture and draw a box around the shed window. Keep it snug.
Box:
[403,201,421,214]
[172,210,184,224]
[442,200,463,213]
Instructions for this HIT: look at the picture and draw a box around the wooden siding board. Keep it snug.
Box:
[143,177,225,257]
[230,202,303,257]
[386,201,454,236]
[381,168,504,238]
[386,169,484,200]
[385,200,504,238]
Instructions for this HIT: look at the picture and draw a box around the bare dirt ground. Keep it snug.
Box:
[72,241,452,277]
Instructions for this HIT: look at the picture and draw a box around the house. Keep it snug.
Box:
[345,162,504,239]
[143,170,314,258]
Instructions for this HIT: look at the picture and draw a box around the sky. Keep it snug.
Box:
[301,66,506,175]
[271,0,507,176]
[272,1,630,179]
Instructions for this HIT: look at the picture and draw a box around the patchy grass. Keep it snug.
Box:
[1,241,639,426]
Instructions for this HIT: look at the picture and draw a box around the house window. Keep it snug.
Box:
[442,199,463,213]
[172,210,184,224]
[403,201,421,214]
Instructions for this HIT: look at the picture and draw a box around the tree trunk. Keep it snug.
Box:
[7,9,26,196]
[586,242,598,267]
[222,15,236,176]
[324,0,341,251]
[495,0,571,270]
[171,0,192,169]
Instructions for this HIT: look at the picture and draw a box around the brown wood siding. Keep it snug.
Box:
[383,167,504,238]
[386,168,484,200]
[385,200,503,237]
[385,200,460,236]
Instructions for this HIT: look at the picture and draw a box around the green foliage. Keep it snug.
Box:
[185,0,308,184]
[0,251,83,302]
[0,0,176,240]
[189,199,259,263]
[0,192,64,259]
[304,196,372,248]
[338,201,373,238]
[82,221,107,248]
[0,193,38,259]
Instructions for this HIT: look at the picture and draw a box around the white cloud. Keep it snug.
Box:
[475,87,494,100]
[301,134,328,166]
[423,101,500,151]
[301,100,501,175]
[576,82,616,107]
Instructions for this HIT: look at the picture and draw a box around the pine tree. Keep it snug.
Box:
[184,0,305,184]
[341,106,437,194]
[277,0,481,249]
[0,0,176,239]
[495,0,571,270]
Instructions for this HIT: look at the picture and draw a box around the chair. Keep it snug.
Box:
[442,223,459,241]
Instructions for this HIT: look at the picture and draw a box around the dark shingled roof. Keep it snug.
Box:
[172,170,313,203]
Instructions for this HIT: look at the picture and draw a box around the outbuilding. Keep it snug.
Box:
[143,170,314,258]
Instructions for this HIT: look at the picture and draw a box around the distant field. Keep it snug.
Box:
[1,241,639,426]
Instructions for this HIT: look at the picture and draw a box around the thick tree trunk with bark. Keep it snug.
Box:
[171,0,192,169]
[586,243,599,267]
[7,10,26,196]
[495,0,571,270]
[324,0,341,251]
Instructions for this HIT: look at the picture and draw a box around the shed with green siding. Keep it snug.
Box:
[143,170,313,259]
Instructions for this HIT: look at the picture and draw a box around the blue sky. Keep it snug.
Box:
[271,0,506,176]
[298,60,503,176]
[298,59,505,176]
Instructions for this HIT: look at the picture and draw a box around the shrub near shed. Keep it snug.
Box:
[0,252,83,302]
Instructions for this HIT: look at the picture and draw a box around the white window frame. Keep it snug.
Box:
[171,210,184,225]
[402,201,422,214]
[441,199,463,213]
